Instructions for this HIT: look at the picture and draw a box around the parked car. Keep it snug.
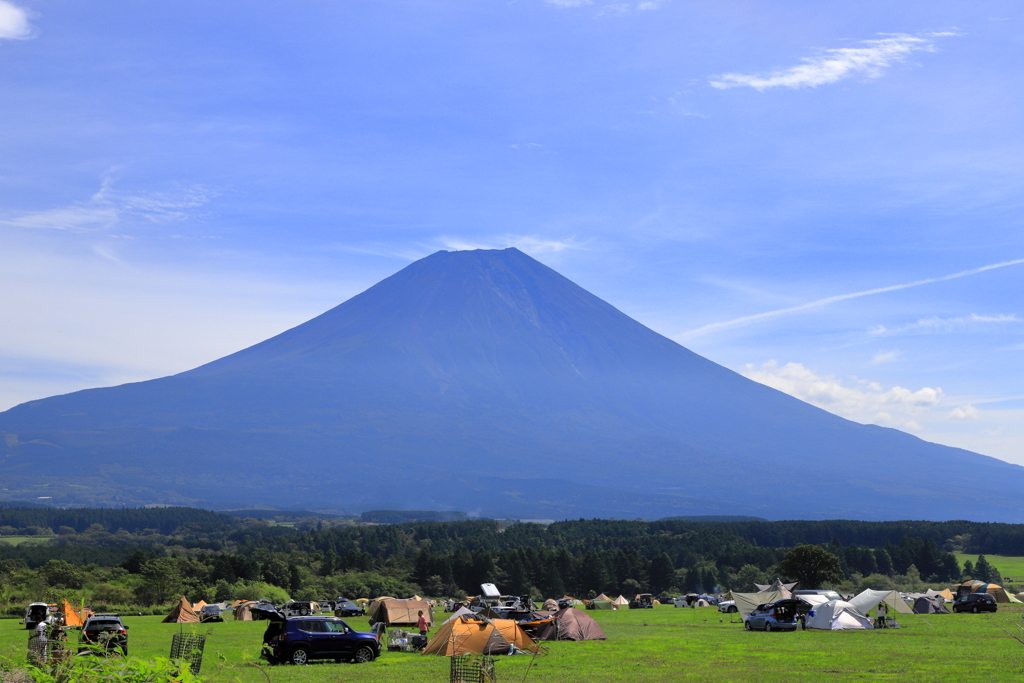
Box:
[200,604,224,622]
[629,594,655,609]
[334,601,362,617]
[792,590,841,601]
[743,599,809,632]
[261,615,381,665]
[282,600,320,617]
[79,614,129,655]
[717,599,738,613]
[23,602,50,630]
[952,593,997,613]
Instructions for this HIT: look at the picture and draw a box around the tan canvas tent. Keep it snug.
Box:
[958,580,1012,603]
[926,588,954,602]
[422,615,537,656]
[233,601,259,621]
[368,599,433,627]
[534,607,607,641]
[542,599,559,611]
[754,579,797,600]
[163,596,200,624]
[732,591,782,618]
[593,593,612,601]
[192,600,208,611]
[612,595,629,606]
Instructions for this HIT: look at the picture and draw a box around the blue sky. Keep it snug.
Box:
[2,0,1023,465]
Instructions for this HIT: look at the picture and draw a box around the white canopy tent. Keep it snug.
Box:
[806,600,873,630]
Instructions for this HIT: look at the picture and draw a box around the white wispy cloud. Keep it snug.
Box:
[709,32,955,91]
[438,235,584,255]
[0,177,212,233]
[743,360,942,432]
[679,258,1024,340]
[868,350,901,365]
[546,0,592,7]
[869,313,1020,336]
[0,1,33,40]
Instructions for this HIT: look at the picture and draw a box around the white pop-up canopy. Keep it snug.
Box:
[848,589,913,616]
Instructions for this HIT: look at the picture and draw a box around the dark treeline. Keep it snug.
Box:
[1,509,1020,602]
[0,507,233,535]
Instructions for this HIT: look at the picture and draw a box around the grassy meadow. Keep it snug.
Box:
[0,537,51,547]
[954,554,1024,585]
[3,603,1024,682]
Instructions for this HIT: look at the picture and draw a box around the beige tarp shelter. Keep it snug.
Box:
[612,595,629,606]
[60,600,84,628]
[535,607,607,641]
[422,615,538,656]
[732,591,782,618]
[368,599,433,627]
[163,596,200,624]
[806,600,872,630]
[233,601,260,621]
[848,589,913,617]
[754,579,797,600]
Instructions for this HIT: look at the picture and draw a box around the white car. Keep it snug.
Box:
[717,600,738,613]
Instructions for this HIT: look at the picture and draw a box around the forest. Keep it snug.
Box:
[0,508,1018,613]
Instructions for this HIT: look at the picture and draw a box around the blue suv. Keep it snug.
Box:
[261,614,381,665]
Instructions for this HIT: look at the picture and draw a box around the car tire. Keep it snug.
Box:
[353,645,375,663]
[301,608,310,616]
[765,623,772,632]
[972,606,978,613]
[290,647,310,665]
[743,621,752,631]
[728,606,738,613]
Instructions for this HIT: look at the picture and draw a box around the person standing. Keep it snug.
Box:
[877,602,888,628]
[416,610,429,637]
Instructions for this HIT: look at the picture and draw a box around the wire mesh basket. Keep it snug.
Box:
[170,632,206,675]
[450,653,496,683]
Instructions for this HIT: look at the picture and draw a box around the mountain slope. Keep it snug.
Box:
[2,248,1022,520]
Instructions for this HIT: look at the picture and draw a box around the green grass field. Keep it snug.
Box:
[3,604,1024,682]
[955,554,1024,584]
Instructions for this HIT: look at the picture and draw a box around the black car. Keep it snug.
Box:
[334,601,362,617]
[952,593,997,613]
[261,615,380,665]
[79,614,129,655]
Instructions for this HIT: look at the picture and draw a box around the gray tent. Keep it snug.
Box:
[440,606,476,625]
[912,596,949,614]
[534,607,607,641]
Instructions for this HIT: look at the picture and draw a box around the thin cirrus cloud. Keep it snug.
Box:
[709,32,956,91]
[869,313,1020,336]
[438,235,584,255]
[0,0,33,40]
[678,258,1024,341]
[0,178,213,233]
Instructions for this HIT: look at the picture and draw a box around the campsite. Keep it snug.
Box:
[3,600,1023,681]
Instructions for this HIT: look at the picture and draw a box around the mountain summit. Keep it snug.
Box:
[3,248,1023,520]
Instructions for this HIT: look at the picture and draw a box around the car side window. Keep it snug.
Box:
[325,621,348,633]
[299,620,325,633]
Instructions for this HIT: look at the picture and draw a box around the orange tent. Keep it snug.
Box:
[61,600,84,628]
[192,600,208,611]
[163,596,200,623]
[422,615,537,657]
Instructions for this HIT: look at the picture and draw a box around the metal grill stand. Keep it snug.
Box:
[170,632,206,675]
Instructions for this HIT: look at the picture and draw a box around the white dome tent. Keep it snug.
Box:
[806,599,873,631]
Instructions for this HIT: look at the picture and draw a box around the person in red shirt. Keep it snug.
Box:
[416,610,428,636]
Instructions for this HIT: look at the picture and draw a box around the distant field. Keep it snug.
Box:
[2,604,1024,682]
[0,536,50,546]
[954,553,1024,583]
